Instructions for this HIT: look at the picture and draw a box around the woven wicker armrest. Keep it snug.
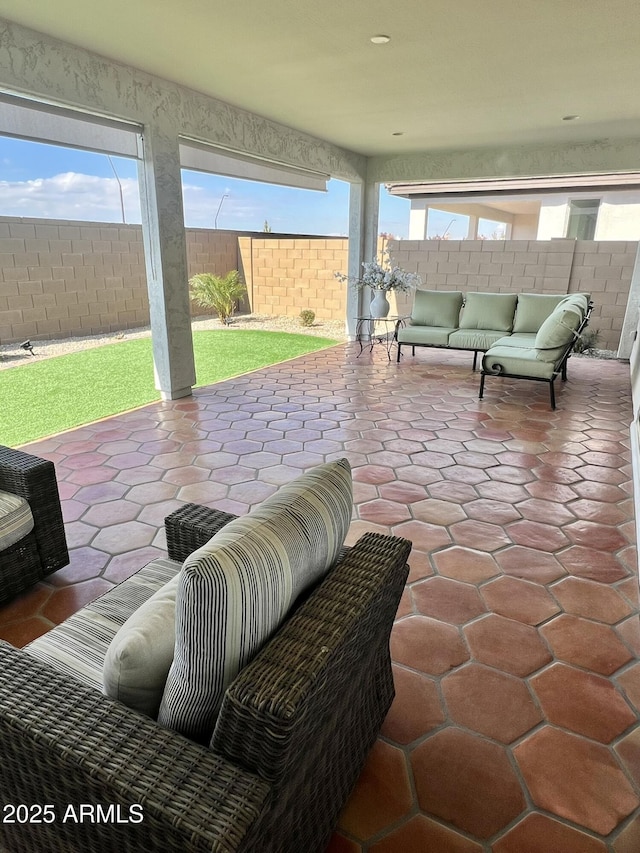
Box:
[0,444,68,573]
[212,531,411,851]
[0,641,270,853]
[164,503,238,562]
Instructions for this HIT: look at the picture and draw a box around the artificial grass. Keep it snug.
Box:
[0,330,338,448]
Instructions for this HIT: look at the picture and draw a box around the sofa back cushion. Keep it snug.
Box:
[410,290,463,328]
[158,458,353,743]
[513,293,567,334]
[534,294,589,350]
[459,292,518,332]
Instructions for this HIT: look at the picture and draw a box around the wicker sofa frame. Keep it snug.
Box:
[0,444,69,603]
[0,503,411,853]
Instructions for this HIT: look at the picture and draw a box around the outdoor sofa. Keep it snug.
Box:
[0,458,411,853]
[396,290,593,408]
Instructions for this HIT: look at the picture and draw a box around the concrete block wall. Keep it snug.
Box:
[387,238,637,352]
[241,237,348,319]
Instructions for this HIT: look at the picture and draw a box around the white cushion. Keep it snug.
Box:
[0,490,34,550]
[102,573,179,717]
[158,457,353,743]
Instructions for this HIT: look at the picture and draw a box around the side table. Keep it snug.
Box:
[355,316,408,360]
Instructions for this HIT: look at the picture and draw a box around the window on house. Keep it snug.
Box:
[478,218,508,240]
[566,199,600,239]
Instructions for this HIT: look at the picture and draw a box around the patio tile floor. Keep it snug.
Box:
[1,342,639,851]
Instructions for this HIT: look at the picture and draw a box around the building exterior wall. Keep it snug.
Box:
[0,216,635,352]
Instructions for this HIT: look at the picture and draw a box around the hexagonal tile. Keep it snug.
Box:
[464,613,551,677]
[91,521,157,555]
[412,728,526,839]
[368,815,484,853]
[481,576,560,625]
[514,727,639,834]
[563,520,629,551]
[449,519,512,552]
[432,546,501,583]
[493,813,608,853]
[557,545,629,583]
[380,665,446,745]
[540,614,634,675]
[550,576,632,624]
[506,520,569,552]
[391,519,451,552]
[337,740,412,840]
[532,663,637,742]
[412,576,486,625]
[390,616,469,675]
[463,498,521,524]
[359,499,412,525]
[411,498,466,525]
[442,663,542,743]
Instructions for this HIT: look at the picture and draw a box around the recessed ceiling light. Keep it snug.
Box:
[562,115,580,121]
[392,132,404,136]
[370,35,391,44]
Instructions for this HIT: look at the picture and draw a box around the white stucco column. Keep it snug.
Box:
[347,178,380,339]
[409,202,428,239]
[138,126,196,400]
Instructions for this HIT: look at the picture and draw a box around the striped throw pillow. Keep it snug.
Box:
[0,490,34,551]
[157,457,353,743]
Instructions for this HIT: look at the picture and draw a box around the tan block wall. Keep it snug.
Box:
[387,238,637,352]
[0,216,635,352]
[241,237,348,319]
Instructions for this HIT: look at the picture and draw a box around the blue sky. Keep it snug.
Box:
[0,135,471,238]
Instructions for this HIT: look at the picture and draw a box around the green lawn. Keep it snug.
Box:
[0,330,338,447]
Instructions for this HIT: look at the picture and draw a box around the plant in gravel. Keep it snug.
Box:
[573,327,600,355]
[188,270,246,325]
[299,309,316,327]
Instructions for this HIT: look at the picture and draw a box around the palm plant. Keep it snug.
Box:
[188,270,246,325]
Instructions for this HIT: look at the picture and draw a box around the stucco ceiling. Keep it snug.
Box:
[0,0,639,158]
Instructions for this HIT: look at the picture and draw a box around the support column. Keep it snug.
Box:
[347,178,380,339]
[138,126,196,400]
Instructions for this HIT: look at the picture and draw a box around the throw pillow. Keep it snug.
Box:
[158,457,353,743]
[103,573,179,717]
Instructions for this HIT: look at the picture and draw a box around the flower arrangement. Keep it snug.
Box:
[335,249,421,293]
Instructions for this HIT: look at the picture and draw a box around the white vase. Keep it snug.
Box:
[370,291,390,319]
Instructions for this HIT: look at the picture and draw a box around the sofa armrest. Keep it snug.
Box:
[0,641,270,853]
[164,503,238,562]
[0,444,68,572]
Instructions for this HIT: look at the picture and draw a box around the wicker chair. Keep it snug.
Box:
[0,505,411,853]
[0,444,69,603]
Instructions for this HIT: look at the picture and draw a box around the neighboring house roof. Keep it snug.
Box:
[386,173,640,200]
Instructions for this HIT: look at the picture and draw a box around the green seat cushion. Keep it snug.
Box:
[409,290,463,328]
[483,345,566,380]
[493,333,537,348]
[397,326,455,346]
[459,292,517,332]
[513,294,567,334]
[447,329,507,351]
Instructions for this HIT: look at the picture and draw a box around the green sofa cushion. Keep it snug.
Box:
[483,345,566,380]
[459,292,518,332]
[397,326,455,346]
[513,294,567,334]
[534,295,588,350]
[410,290,463,328]
[447,329,507,351]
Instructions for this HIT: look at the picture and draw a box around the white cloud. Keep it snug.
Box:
[0,172,142,223]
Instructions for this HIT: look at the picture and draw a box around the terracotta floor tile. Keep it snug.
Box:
[531,663,637,742]
[391,519,451,552]
[496,546,566,583]
[411,498,466,525]
[337,740,412,841]
[41,579,114,625]
[464,613,551,676]
[617,662,640,711]
[615,728,640,788]
[0,616,53,647]
[449,518,512,552]
[412,576,486,625]
[368,815,483,853]
[463,497,522,524]
[614,816,640,853]
[481,575,560,625]
[541,614,634,675]
[390,615,469,675]
[432,546,501,583]
[524,480,579,503]
[411,728,526,839]
[442,663,542,743]
[380,665,445,745]
[506,519,569,552]
[550,576,632,624]
[514,727,639,834]
[493,813,608,853]
[557,545,629,583]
